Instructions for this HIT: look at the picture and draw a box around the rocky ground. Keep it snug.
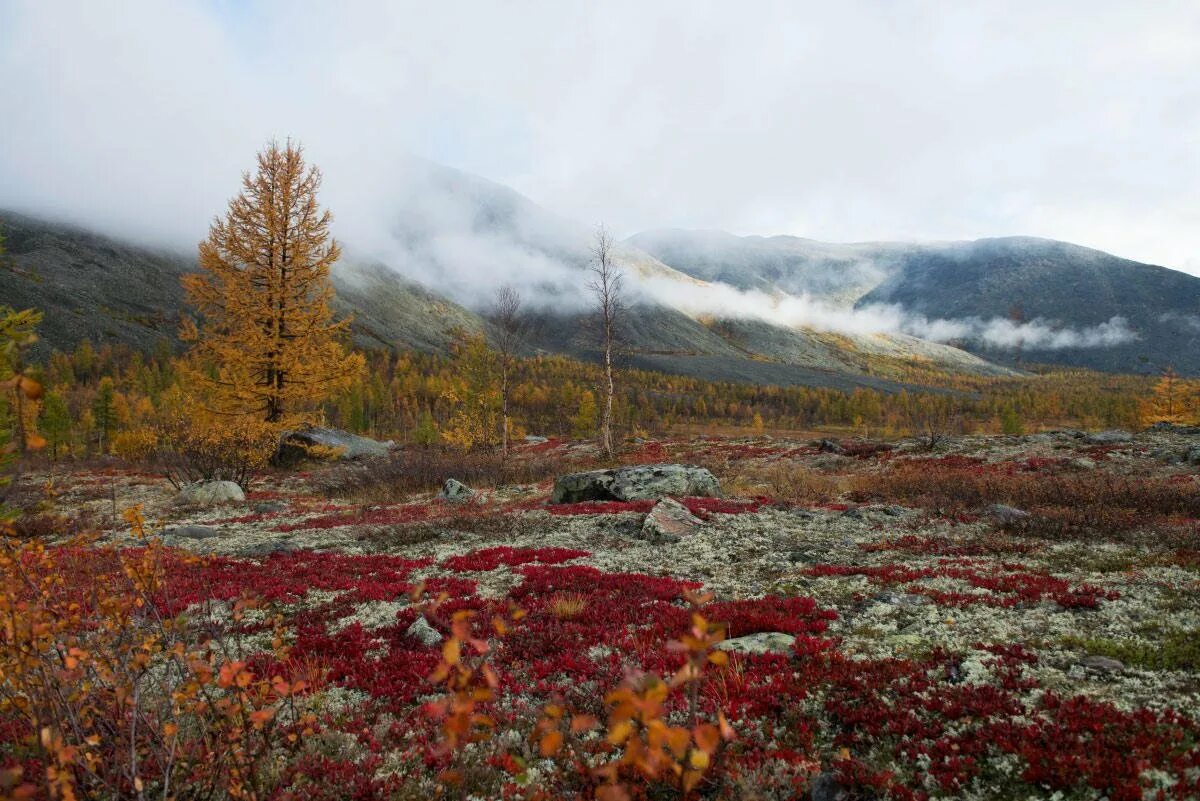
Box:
[12,425,1200,799]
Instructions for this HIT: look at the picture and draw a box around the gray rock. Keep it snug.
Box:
[242,540,299,557]
[550,464,721,504]
[406,615,443,647]
[178,480,245,506]
[1069,457,1097,470]
[816,438,845,454]
[1084,429,1132,445]
[1188,447,1200,466]
[1080,654,1124,673]
[252,500,287,514]
[986,503,1031,523]
[279,425,391,461]
[523,435,549,444]
[161,525,220,540]
[1150,448,1185,465]
[714,631,795,656]
[641,498,703,542]
[437,478,475,503]
[808,772,849,801]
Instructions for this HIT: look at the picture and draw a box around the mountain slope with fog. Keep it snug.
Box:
[0,206,1006,393]
[631,229,1200,375]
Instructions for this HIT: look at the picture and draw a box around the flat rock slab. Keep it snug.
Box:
[714,631,796,656]
[551,464,721,504]
[162,525,220,540]
[178,480,244,506]
[1084,429,1132,445]
[641,498,703,541]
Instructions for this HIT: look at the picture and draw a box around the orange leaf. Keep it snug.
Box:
[442,638,461,666]
[539,729,563,757]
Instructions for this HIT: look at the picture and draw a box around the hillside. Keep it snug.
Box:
[0,204,1010,393]
[631,229,1200,375]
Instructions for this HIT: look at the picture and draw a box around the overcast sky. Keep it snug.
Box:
[2,0,1198,273]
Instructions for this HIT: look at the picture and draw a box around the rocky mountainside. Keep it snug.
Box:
[858,236,1200,374]
[0,203,1009,392]
[630,229,1200,375]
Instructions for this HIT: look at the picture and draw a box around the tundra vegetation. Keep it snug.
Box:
[2,150,1200,800]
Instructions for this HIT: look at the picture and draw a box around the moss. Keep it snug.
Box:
[1062,628,1200,671]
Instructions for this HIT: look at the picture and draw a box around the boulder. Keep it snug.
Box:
[1084,429,1132,445]
[438,478,475,503]
[986,503,1030,524]
[523,435,549,444]
[279,425,391,462]
[550,464,721,504]
[406,616,443,647]
[808,772,850,801]
[641,498,703,542]
[1188,447,1200,466]
[714,631,795,656]
[178,480,245,506]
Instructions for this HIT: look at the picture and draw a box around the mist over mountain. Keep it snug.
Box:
[4,156,1197,384]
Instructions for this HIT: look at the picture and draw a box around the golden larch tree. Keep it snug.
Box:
[1140,366,1193,426]
[182,141,363,424]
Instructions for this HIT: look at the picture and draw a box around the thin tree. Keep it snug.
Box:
[182,140,363,424]
[488,285,528,455]
[587,225,622,456]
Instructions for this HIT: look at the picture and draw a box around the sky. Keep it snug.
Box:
[1,0,1198,275]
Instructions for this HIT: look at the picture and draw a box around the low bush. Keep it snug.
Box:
[318,447,574,502]
[851,458,1200,539]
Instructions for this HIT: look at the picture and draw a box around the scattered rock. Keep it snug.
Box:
[816,438,845,455]
[641,498,703,542]
[1069,457,1097,470]
[1079,654,1124,674]
[550,464,721,504]
[252,500,287,514]
[406,615,443,647]
[1150,448,1184,465]
[523,435,549,444]
[438,478,475,503]
[985,503,1031,523]
[714,631,795,656]
[808,772,849,801]
[1084,429,1132,445]
[161,524,220,540]
[278,425,391,462]
[242,540,299,557]
[1188,446,1200,466]
[178,480,245,506]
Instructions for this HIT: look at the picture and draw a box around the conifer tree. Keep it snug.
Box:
[1141,366,1190,425]
[182,141,363,424]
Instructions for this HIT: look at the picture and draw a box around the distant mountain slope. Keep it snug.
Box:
[859,237,1200,374]
[0,209,1007,392]
[0,212,483,359]
[631,229,1200,375]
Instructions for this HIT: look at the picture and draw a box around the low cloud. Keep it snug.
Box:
[639,275,1138,351]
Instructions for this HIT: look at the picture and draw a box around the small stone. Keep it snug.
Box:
[808,772,849,801]
[714,632,795,656]
[438,478,475,503]
[986,503,1031,523]
[641,498,703,542]
[161,525,220,540]
[523,435,549,444]
[1069,457,1097,470]
[1084,429,1132,445]
[178,480,245,506]
[252,501,287,514]
[1080,654,1124,673]
[406,616,443,647]
[1187,446,1200,466]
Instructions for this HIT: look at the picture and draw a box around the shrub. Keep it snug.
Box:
[0,508,318,799]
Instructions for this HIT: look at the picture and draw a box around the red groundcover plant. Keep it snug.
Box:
[2,533,1198,800]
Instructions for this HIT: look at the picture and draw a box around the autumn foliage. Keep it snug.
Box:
[181,141,362,426]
